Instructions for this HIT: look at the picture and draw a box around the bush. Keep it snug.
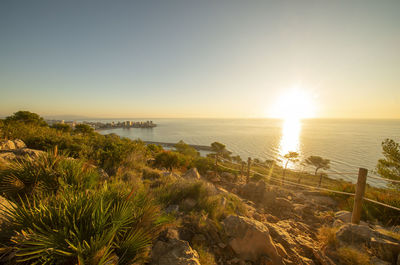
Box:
[192,157,214,175]
[153,151,191,170]
[142,167,163,180]
[1,119,149,174]
[0,186,169,264]
[155,179,246,221]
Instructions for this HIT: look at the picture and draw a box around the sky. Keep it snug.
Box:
[1,0,399,119]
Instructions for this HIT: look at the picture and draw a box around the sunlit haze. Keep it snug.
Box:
[1,1,400,119]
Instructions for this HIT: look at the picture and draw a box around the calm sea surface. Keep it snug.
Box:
[98,119,400,185]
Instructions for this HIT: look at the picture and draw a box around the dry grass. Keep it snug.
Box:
[317,226,338,248]
[376,228,400,241]
[337,247,370,265]
[193,244,217,265]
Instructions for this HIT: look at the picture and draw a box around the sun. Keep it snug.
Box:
[268,88,316,120]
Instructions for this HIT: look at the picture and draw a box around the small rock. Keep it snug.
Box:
[165,205,179,214]
[182,198,197,210]
[218,243,226,249]
[151,238,200,265]
[182,168,201,180]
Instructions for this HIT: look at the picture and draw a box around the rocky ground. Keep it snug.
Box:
[1,139,400,265]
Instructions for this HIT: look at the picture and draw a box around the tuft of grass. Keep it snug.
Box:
[376,228,400,241]
[142,167,163,180]
[193,244,217,265]
[317,226,338,248]
[336,247,370,265]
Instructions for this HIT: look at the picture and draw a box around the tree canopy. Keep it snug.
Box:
[305,155,330,175]
[174,140,199,157]
[74,124,94,134]
[210,141,231,159]
[377,139,400,188]
[5,111,47,126]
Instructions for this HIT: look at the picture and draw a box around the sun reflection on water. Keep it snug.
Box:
[278,118,302,165]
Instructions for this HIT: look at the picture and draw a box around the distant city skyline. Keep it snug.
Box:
[1,1,400,119]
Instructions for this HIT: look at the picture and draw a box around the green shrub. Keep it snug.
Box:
[192,157,214,175]
[0,187,169,264]
[153,151,191,170]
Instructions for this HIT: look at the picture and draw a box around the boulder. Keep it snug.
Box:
[222,215,284,264]
[13,148,44,158]
[0,140,16,150]
[239,181,276,205]
[151,238,200,265]
[336,224,374,246]
[13,139,26,149]
[0,139,26,150]
[182,168,201,180]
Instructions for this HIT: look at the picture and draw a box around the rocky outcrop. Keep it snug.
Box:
[222,215,284,264]
[151,238,201,265]
[336,224,400,264]
[0,139,26,150]
[182,168,201,180]
[0,139,44,163]
[239,181,277,205]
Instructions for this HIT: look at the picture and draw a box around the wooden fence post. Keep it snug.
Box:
[351,168,368,224]
[246,157,251,183]
[240,162,244,178]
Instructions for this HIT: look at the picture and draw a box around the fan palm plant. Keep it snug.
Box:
[0,186,168,264]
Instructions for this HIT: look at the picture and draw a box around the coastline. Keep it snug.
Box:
[143,140,212,151]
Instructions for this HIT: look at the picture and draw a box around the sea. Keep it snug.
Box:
[97,118,400,186]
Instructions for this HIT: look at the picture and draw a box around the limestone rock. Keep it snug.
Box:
[183,168,201,180]
[0,140,16,150]
[0,139,26,150]
[336,224,373,246]
[336,224,400,263]
[13,139,26,149]
[13,148,44,158]
[222,215,284,264]
[151,238,200,265]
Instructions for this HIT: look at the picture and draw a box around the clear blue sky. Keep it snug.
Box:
[1,0,399,118]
